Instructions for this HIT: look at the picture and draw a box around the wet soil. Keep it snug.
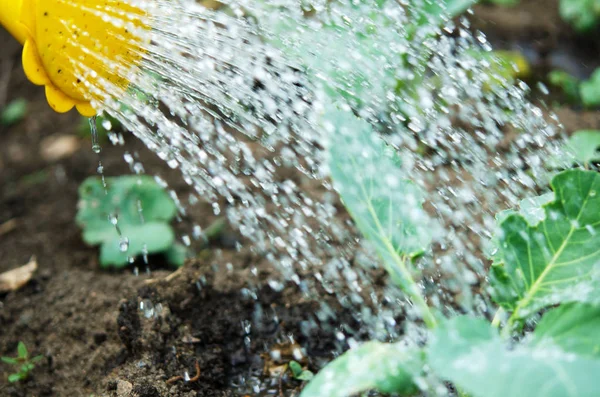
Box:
[2,1,600,396]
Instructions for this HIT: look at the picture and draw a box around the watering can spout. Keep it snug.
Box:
[0,0,27,44]
[0,0,146,117]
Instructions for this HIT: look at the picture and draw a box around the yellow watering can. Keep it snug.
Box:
[0,0,146,116]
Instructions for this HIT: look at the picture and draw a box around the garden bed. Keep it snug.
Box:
[1,1,600,395]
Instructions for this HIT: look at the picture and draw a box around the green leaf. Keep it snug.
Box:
[17,342,28,359]
[548,70,580,103]
[289,361,303,378]
[31,355,44,363]
[8,373,23,383]
[296,370,314,381]
[532,303,600,357]
[518,193,556,226]
[581,68,600,107]
[289,361,314,381]
[559,0,600,32]
[413,0,478,29]
[76,176,179,267]
[327,110,435,326]
[429,316,600,397]
[99,223,175,267]
[328,110,430,261]
[76,176,177,231]
[21,363,33,372]
[490,169,600,321]
[165,243,189,267]
[566,130,600,166]
[0,98,27,126]
[1,357,18,365]
[300,341,423,397]
[496,192,555,226]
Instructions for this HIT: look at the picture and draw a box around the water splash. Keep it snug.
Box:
[50,0,566,387]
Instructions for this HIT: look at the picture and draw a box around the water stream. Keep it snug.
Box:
[58,0,565,391]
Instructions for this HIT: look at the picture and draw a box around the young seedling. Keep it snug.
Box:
[76,175,189,268]
[0,98,27,126]
[289,361,314,381]
[1,342,43,383]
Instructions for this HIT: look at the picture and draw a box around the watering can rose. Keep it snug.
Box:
[0,0,147,116]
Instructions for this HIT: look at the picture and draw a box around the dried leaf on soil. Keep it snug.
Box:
[0,257,37,293]
[40,134,81,162]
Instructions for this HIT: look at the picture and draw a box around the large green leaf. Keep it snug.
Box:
[328,111,431,261]
[566,130,600,166]
[299,341,423,397]
[490,169,600,321]
[327,110,436,327]
[532,303,600,358]
[429,316,600,397]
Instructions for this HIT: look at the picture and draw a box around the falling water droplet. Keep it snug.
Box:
[119,237,130,252]
[101,118,112,130]
[89,116,101,153]
[140,299,155,318]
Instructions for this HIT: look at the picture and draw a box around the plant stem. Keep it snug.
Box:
[204,217,226,240]
[349,157,437,329]
[389,254,437,329]
[491,307,504,328]
[360,199,437,328]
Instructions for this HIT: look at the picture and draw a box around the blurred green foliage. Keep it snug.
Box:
[559,0,600,32]
[548,68,600,108]
[1,98,28,126]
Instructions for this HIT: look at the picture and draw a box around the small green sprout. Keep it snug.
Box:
[0,98,28,126]
[288,361,314,381]
[76,175,189,268]
[1,342,43,383]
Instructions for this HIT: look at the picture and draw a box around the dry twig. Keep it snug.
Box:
[166,360,200,384]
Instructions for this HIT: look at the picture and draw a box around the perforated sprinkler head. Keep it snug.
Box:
[0,0,147,116]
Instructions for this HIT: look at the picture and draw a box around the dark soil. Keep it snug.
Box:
[1,1,600,396]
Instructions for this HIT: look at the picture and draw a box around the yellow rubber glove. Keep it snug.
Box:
[0,0,146,116]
